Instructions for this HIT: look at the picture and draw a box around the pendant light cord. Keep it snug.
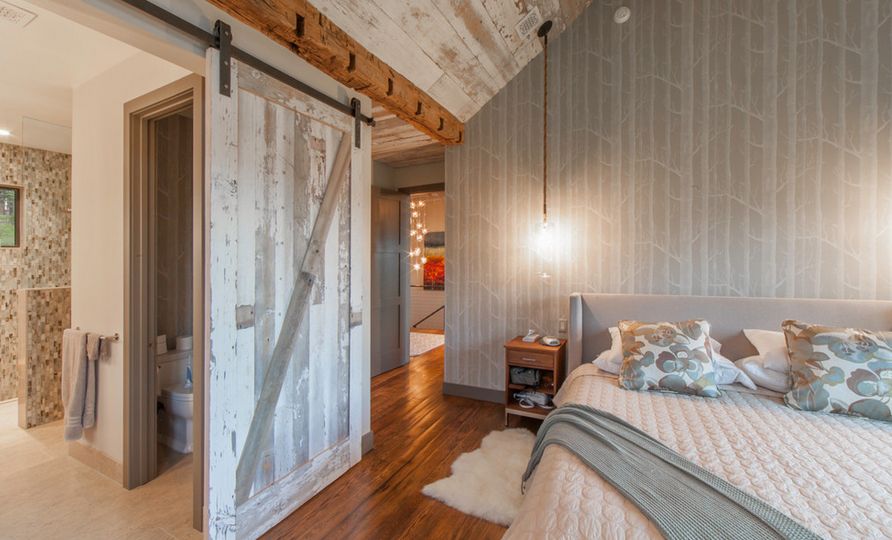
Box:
[542,31,548,225]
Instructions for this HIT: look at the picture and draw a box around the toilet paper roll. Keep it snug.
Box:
[176,335,193,351]
[156,335,168,354]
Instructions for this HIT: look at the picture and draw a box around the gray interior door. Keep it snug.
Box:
[371,187,409,377]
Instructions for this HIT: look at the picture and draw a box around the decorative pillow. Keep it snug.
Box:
[618,320,720,397]
[783,320,892,422]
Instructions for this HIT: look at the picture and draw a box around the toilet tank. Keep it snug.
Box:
[156,350,193,396]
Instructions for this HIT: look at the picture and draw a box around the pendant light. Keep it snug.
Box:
[537,20,553,279]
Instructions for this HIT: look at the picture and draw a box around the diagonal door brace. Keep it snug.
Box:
[234,132,352,504]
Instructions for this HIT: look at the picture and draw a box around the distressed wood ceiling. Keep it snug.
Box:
[314,0,591,122]
[372,104,444,168]
[314,0,592,167]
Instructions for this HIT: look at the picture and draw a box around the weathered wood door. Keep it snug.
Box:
[370,188,409,376]
[205,49,362,538]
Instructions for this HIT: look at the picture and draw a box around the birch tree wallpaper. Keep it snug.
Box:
[445,0,892,392]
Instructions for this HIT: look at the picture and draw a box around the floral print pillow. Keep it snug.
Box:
[618,320,720,398]
[783,320,892,422]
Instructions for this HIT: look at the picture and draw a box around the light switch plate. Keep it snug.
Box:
[558,318,568,334]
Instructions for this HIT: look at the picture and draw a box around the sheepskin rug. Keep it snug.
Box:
[422,428,536,526]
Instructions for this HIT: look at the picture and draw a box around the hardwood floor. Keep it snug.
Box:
[264,344,534,539]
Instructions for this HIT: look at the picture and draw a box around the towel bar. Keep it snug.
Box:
[74,327,120,342]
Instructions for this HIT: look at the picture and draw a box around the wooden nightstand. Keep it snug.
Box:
[504,336,566,425]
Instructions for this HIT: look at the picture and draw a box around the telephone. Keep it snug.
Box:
[513,390,554,409]
[541,336,560,346]
[522,329,540,343]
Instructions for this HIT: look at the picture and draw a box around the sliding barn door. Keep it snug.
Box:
[205,49,362,538]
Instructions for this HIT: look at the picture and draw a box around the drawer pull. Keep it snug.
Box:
[521,357,537,363]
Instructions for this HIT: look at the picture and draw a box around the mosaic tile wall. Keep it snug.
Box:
[0,290,17,400]
[0,142,71,401]
[17,287,71,427]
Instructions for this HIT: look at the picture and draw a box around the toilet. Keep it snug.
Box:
[156,349,193,454]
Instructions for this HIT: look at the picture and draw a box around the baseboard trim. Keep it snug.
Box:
[68,441,123,484]
[361,431,374,455]
[442,382,503,404]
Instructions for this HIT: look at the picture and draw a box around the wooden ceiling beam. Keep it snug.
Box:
[206,0,464,145]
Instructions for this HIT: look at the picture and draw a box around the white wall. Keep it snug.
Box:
[372,160,444,190]
[71,52,189,462]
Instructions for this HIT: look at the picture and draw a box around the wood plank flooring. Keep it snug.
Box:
[264,343,533,539]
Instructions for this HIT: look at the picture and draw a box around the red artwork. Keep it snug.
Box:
[423,231,445,290]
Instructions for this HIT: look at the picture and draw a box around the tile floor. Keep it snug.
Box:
[0,400,200,539]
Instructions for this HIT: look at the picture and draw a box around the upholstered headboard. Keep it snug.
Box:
[567,293,892,373]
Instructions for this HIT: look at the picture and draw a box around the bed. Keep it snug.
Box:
[505,293,892,539]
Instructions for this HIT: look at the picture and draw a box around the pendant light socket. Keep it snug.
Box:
[537,20,552,38]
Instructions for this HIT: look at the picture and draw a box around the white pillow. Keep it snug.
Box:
[735,356,792,393]
[592,326,622,374]
[743,329,790,373]
[713,354,757,389]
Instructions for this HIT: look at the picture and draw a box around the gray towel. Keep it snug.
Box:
[61,329,88,441]
[84,333,102,429]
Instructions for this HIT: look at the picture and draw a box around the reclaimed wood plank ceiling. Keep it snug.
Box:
[371,104,444,168]
[311,0,592,167]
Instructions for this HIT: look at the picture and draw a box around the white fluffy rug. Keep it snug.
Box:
[422,428,535,526]
[409,331,445,356]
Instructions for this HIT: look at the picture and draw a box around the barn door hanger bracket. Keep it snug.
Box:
[116,1,375,124]
[214,20,232,97]
[351,98,361,149]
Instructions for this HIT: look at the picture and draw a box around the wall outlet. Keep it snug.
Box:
[558,318,568,334]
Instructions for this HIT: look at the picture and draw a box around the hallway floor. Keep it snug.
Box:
[0,400,199,539]
[265,342,536,539]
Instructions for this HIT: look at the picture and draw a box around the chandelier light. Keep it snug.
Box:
[409,198,427,272]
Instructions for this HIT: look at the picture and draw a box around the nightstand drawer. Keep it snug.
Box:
[506,350,554,369]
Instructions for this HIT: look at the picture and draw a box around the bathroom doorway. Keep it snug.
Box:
[124,75,204,531]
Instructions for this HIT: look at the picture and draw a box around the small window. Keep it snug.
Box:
[0,186,21,248]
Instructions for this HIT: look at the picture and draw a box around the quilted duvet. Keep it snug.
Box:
[505,364,892,539]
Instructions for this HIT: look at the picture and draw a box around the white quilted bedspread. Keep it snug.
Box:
[505,364,892,540]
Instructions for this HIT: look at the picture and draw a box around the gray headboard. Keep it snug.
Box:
[568,293,892,373]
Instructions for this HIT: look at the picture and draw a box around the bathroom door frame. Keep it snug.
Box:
[123,74,206,531]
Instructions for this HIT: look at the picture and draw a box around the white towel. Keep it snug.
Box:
[61,329,88,441]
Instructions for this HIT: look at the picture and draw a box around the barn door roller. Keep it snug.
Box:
[117,0,373,146]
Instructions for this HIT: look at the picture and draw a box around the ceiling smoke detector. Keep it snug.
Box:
[0,0,36,28]
[515,7,542,40]
[614,6,631,24]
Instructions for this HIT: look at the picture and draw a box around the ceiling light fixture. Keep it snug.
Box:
[0,129,11,137]
[0,1,37,28]
[537,20,553,279]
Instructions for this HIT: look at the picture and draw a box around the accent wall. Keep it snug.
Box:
[445,0,892,393]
